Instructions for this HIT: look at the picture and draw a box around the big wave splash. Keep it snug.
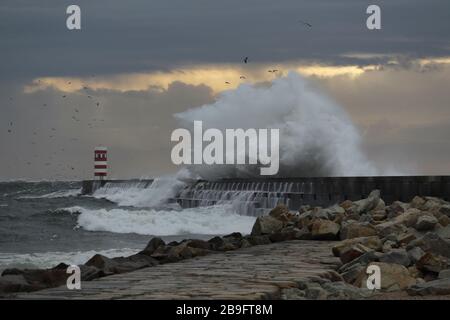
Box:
[175,71,377,179]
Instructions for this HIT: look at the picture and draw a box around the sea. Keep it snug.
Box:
[0,179,256,273]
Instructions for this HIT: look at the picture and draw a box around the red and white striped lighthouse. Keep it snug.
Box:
[94,147,108,180]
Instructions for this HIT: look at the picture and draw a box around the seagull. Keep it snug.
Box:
[299,20,312,28]
[244,57,249,64]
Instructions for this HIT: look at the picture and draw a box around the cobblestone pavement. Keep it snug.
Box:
[15,240,340,300]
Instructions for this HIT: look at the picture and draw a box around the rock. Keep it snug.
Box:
[268,204,292,223]
[379,249,411,267]
[407,278,450,296]
[397,232,417,246]
[251,215,283,236]
[245,235,271,246]
[382,240,397,252]
[0,267,69,294]
[185,239,212,250]
[240,239,252,248]
[340,222,377,240]
[341,264,365,284]
[222,232,244,248]
[416,252,449,273]
[299,205,311,214]
[437,215,450,227]
[407,233,450,259]
[439,205,450,217]
[438,269,450,279]
[332,236,382,257]
[411,196,426,209]
[269,229,300,242]
[208,236,226,250]
[415,215,438,231]
[339,251,380,274]
[311,219,340,240]
[436,225,450,239]
[375,209,422,237]
[85,253,158,274]
[79,265,105,281]
[354,262,416,291]
[305,286,329,300]
[322,281,374,300]
[140,237,165,256]
[0,274,36,294]
[408,266,422,279]
[352,190,382,214]
[372,210,387,221]
[407,246,426,264]
[339,244,373,264]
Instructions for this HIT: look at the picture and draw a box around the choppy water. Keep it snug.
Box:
[0,180,255,272]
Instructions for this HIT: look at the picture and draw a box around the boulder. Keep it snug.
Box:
[375,208,422,237]
[352,190,382,214]
[339,244,373,264]
[354,262,416,291]
[407,246,426,264]
[439,205,450,217]
[416,252,449,273]
[0,274,37,294]
[251,215,283,236]
[379,249,411,267]
[268,204,293,223]
[340,222,377,240]
[269,227,301,242]
[140,237,165,256]
[438,269,450,279]
[85,253,158,274]
[411,196,426,209]
[415,215,438,231]
[245,235,271,246]
[407,278,450,296]
[407,233,450,259]
[437,215,450,227]
[311,219,340,240]
[436,225,450,239]
[332,236,382,257]
[321,281,374,300]
[185,239,212,250]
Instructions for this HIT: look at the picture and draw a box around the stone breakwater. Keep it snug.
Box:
[2,190,450,299]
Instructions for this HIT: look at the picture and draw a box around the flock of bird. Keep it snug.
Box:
[5,83,104,178]
[4,18,312,178]
[224,20,312,85]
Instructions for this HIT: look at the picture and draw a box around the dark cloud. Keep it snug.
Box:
[0,0,449,79]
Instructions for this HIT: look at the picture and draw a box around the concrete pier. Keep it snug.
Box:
[15,240,339,300]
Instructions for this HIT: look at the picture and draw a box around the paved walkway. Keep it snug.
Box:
[16,240,339,299]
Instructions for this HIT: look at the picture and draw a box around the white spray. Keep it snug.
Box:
[174,71,377,179]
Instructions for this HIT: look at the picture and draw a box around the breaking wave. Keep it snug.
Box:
[62,205,256,236]
[175,71,378,179]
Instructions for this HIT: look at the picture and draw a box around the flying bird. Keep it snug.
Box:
[225,81,231,84]
[62,95,66,98]
[244,57,249,64]
[240,76,246,79]
[299,20,312,27]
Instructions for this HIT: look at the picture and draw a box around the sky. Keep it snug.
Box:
[1,0,450,180]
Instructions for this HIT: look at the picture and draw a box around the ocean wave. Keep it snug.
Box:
[0,248,139,272]
[62,205,256,236]
[92,176,186,208]
[16,188,81,200]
